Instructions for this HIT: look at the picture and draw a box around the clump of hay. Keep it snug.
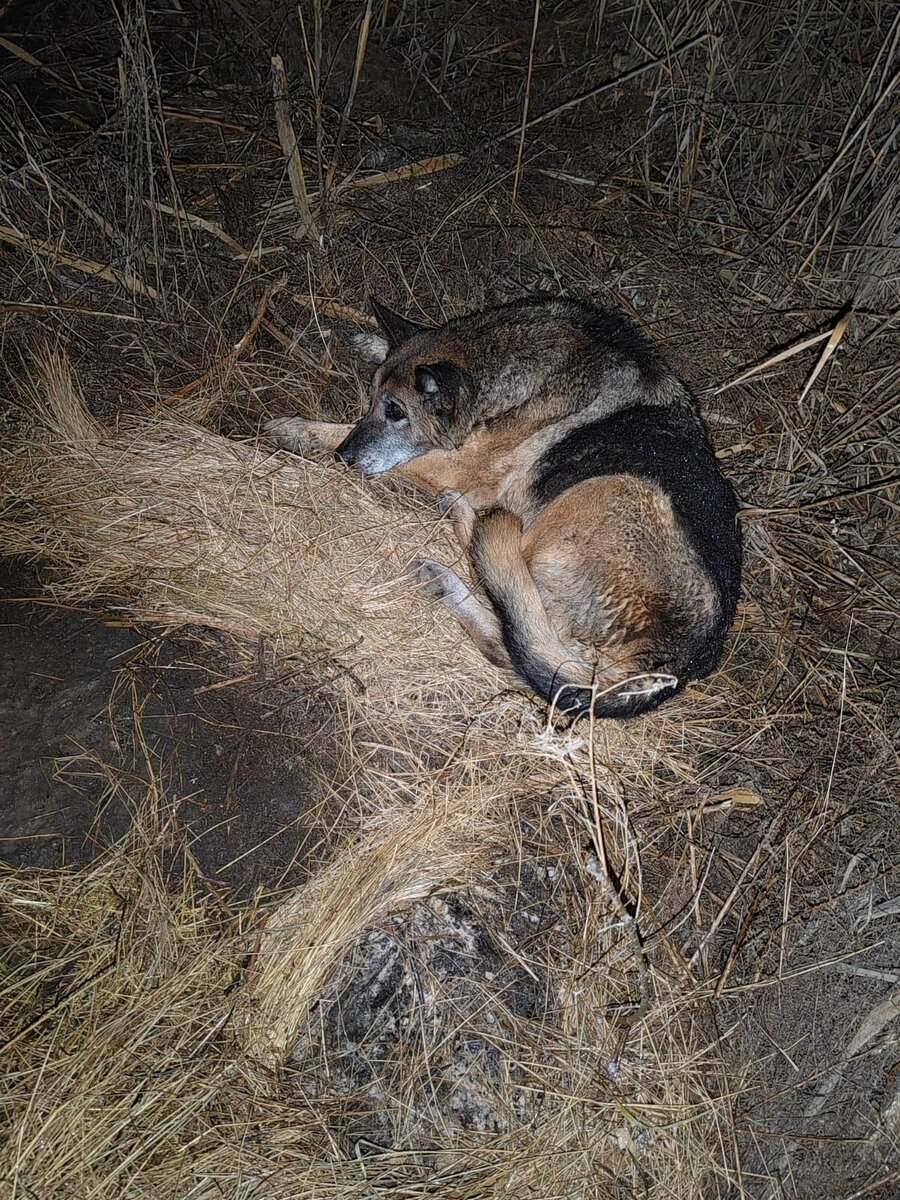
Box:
[0,739,735,1199]
[2,347,497,736]
[0,349,737,1195]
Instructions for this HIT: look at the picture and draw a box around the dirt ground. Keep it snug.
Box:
[1,0,898,1195]
[0,561,333,893]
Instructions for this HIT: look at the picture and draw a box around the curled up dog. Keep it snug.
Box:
[266,297,742,721]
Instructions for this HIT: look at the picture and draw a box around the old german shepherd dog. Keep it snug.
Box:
[266,297,741,721]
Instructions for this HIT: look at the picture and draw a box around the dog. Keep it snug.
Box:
[266,297,741,720]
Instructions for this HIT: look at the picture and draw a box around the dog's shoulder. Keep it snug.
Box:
[450,297,666,373]
[442,298,685,432]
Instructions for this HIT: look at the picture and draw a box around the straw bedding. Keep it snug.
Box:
[0,347,735,1197]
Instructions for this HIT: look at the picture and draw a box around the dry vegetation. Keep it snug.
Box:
[1,1,898,1198]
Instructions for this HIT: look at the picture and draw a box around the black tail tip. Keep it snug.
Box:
[549,673,680,722]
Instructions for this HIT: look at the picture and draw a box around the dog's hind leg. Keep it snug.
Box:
[409,557,511,671]
[265,418,353,453]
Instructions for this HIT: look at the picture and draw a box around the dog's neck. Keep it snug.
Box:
[455,353,587,440]
[453,313,600,429]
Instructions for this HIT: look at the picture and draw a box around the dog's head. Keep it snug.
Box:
[336,299,473,475]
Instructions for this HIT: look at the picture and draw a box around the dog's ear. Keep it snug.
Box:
[369,297,427,350]
[415,362,468,424]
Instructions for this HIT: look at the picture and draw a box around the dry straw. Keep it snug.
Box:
[0,751,733,1198]
[3,0,894,1189]
[0,349,733,1197]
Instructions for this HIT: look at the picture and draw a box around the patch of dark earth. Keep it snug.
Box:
[0,559,335,896]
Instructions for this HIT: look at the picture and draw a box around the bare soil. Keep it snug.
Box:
[0,561,332,895]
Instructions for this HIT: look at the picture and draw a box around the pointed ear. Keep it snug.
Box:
[369,297,427,351]
[415,362,468,423]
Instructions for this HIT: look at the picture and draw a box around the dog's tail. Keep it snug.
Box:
[469,508,679,721]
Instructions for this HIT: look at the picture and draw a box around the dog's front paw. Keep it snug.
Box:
[435,488,463,517]
[265,417,351,454]
[264,417,311,451]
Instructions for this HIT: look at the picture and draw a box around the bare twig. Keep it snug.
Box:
[271,54,319,245]
[143,199,282,260]
[798,310,853,402]
[0,224,161,300]
[739,473,900,519]
[0,34,91,97]
[0,300,150,322]
[290,293,376,325]
[338,152,465,194]
[493,32,714,146]
[716,327,837,394]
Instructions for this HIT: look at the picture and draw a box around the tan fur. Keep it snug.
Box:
[464,479,715,700]
[520,477,717,678]
[382,418,545,505]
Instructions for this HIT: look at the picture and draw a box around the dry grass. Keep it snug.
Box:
[0,718,742,1200]
[626,0,900,307]
[3,346,497,735]
[1,0,898,1197]
[0,863,713,1199]
[0,344,738,1197]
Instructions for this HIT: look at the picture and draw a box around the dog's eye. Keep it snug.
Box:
[383,398,406,423]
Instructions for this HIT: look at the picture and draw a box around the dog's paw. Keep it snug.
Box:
[436,489,476,546]
[350,329,390,364]
[408,556,450,599]
[407,556,462,604]
[264,417,307,451]
[435,488,463,517]
[264,417,336,453]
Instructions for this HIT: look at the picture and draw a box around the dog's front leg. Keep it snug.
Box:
[388,450,464,497]
[265,417,353,453]
[436,489,477,551]
[408,558,511,671]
